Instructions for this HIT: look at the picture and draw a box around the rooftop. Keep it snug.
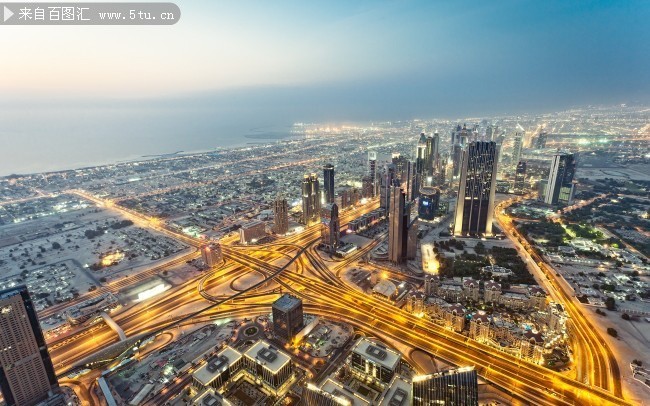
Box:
[352,338,401,371]
[193,346,242,387]
[192,388,232,406]
[320,379,370,406]
[243,340,291,374]
[380,376,411,406]
[272,293,302,312]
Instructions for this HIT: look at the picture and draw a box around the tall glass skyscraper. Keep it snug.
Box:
[323,163,335,204]
[453,141,498,236]
[301,173,321,226]
[412,367,479,406]
[543,152,576,206]
[0,286,59,406]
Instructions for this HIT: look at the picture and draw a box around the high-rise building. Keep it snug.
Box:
[418,186,440,221]
[543,152,576,206]
[388,185,408,264]
[349,338,401,386]
[534,131,548,149]
[425,133,439,176]
[361,175,374,199]
[406,222,418,260]
[379,164,397,210]
[301,173,321,226]
[514,161,527,194]
[321,203,340,253]
[453,141,498,236]
[416,132,427,175]
[323,164,335,204]
[272,195,289,235]
[486,125,494,142]
[201,243,223,268]
[242,340,293,395]
[272,294,304,342]
[0,286,59,406]
[239,220,266,244]
[302,384,347,406]
[512,132,523,166]
[412,367,479,406]
[368,151,378,198]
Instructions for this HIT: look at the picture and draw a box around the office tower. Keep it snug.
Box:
[191,346,243,391]
[437,154,448,186]
[391,153,406,176]
[201,243,223,268]
[471,124,480,142]
[302,384,347,406]
[535,131,548,149]
[453,141,498,236]
[418,186,440,221]
[486,125,494,142]
[272,294,304,342]
[412,367,479,406]
[512,132,523,166]
[544,152,576,206]
[321,203,340,253]
[0,286,59,406]
[368,151,378,197]
[349,338,401,387]
[451,124,469,178]
[239,220,266,244]
[379,164,396,210]
[406,222,418,260]
[301,173,321,226]
[403,161,417,201]
[361,175,374,199]
[323,164,335,204]
[416,132,427,175]
[388,185,408,264]
[514,161,527,194]
[243,341,293,395]
[426,133,440,176]
[272,195,289,235]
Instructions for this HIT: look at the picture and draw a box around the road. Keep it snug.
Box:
[45,189,629,405]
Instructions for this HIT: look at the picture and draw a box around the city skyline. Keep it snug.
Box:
[1,0,649,175]
[0,2,648,405]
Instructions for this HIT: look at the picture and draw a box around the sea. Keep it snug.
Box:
[0,103,298,176]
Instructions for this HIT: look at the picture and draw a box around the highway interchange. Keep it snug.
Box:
[46,190,631,406]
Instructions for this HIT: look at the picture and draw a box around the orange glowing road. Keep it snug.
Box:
[47,190,628,405]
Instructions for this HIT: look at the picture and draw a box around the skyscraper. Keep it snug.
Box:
[451,124,469,178]
[486,125,495,142]
[321,203,340,253]
[379,164,396,211]
[0,286,59,406]
[201,243,223,268]
[416,132,427,176]
[514,161,527,194]
[388,185,408,264]
[512,131,523,166]
[426,132,440,176]
[271,294,304,343]
[418,186,440,221]
[323,164,335,204]
[412,367,479,406]
[544,152,576,206]
[534,131,548,149]
[301,173,321,226]
[272,195,289,235]
[453,141,498,236]
[368,151,378,198]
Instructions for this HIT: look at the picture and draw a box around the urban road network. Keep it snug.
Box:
[45,188,630,406]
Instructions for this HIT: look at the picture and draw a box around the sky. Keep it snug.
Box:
[0,0,648,174]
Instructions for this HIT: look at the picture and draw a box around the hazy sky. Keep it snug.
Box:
[0,0,648,174]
